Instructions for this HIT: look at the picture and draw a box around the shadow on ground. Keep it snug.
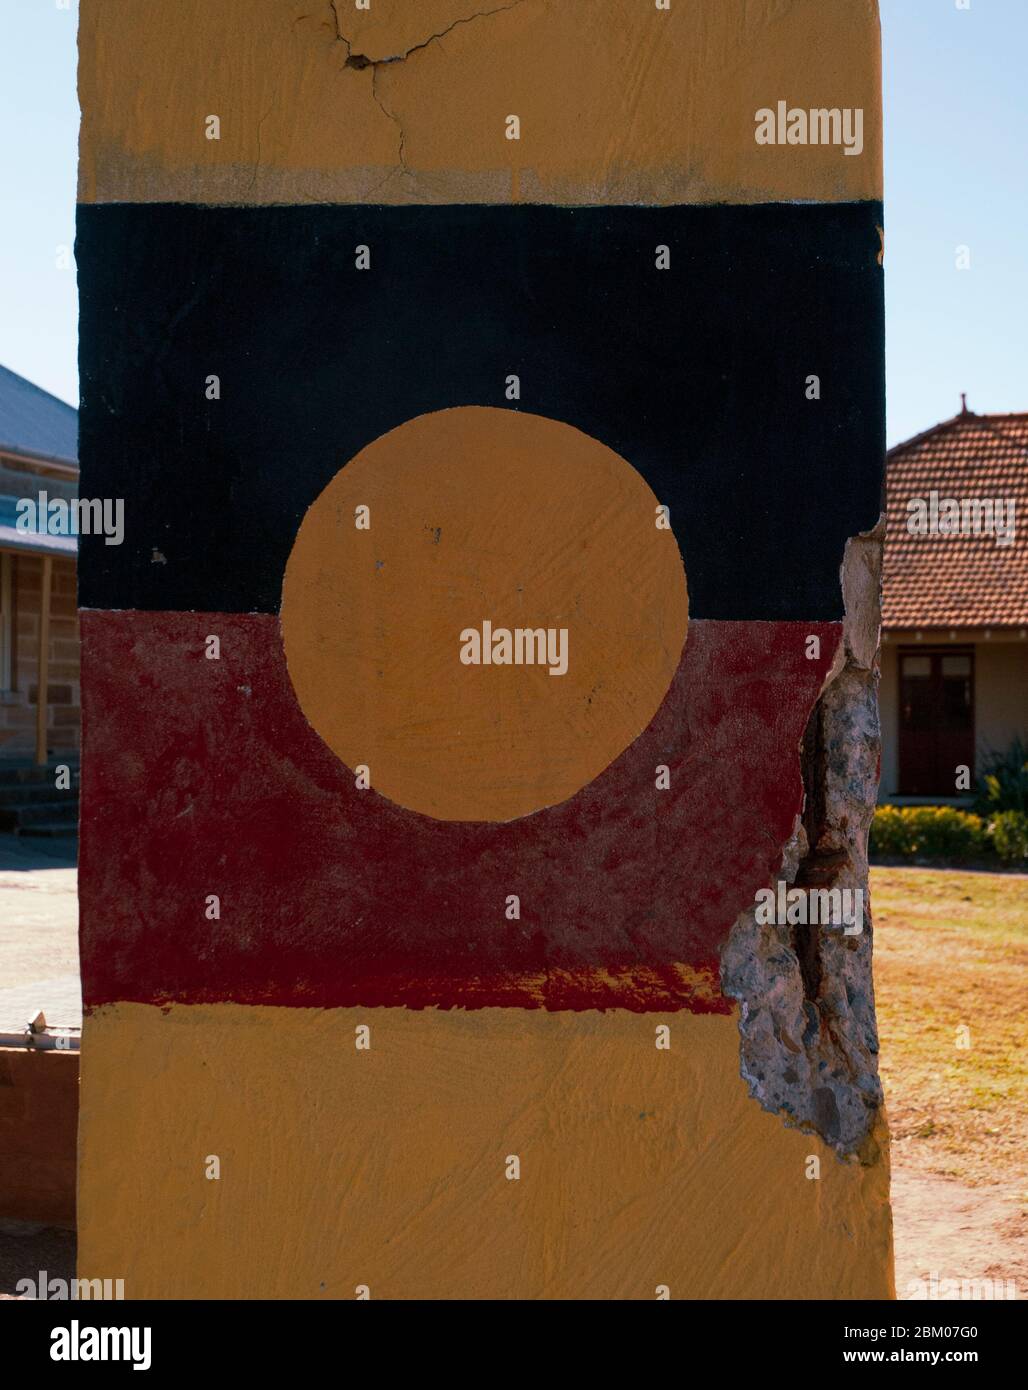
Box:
[0,832,77,872]
[0,1221,76,1299]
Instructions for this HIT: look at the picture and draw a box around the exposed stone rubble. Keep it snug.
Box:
[722,520,887,1159]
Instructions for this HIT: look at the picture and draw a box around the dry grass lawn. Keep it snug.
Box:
[872,866,1028,1193]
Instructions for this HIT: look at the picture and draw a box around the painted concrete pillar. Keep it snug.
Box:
[77,0,892,1298]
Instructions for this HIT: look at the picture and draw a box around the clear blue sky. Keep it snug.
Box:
[0,0,79,414]
[881,0,1028,442]
[0,0,1025,445]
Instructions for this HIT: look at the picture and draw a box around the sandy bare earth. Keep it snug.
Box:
[0,835,79,1030]
[891,1167,1025,1301]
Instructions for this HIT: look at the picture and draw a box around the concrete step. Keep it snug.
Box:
[0,800,79,833]
[11,801,78,826]
[0,783,79,805]
[17,821,80,839]
[0,761,80,789]
[0,758,81,836]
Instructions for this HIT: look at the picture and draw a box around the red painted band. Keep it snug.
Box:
[79,613,840,1012]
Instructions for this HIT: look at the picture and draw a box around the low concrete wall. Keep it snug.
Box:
[0,1047,78,1228]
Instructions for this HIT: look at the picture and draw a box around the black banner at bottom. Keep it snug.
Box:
[3,1296,1015,1374]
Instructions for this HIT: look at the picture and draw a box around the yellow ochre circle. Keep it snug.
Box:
[280,407,688,822]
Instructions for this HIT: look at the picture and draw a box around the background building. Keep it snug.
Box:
[880,402,1028,802]
[0,363,79,835]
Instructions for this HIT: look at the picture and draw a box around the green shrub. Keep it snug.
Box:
[870,805,915,857]
[990,810,1028,864]
[975,737,1028,815]
[871,805,989,861]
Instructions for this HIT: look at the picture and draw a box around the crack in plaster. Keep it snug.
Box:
[329,0,525,182]
[248,104,275,193]
[330,0,525,67]
[370,64,409,181]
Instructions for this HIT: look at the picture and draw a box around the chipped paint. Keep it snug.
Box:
[722,521,887,1155]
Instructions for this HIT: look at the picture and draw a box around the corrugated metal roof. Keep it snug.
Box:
[0,363,78,466]
[0,494,78,555]
[0,524,77,557]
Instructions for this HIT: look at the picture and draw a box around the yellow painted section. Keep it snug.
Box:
[78,1002,894,1299]
[78,0,882,206]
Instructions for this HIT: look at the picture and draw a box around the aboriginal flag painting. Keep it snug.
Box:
[77,201,882,1013]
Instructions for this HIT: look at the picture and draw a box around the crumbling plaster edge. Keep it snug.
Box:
[722,515,888,1162]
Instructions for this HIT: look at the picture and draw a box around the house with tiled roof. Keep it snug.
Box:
[0,365,81,825]
[879,400,1028,802]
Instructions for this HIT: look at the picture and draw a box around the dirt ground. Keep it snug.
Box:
[0,1221,75,1301]
[0,833,79,1031]
[872,866,1028,1300]
[890,1168,1026,1300]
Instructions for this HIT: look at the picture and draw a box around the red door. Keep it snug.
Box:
[898,648,975,796]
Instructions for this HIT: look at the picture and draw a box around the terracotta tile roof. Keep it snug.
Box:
[883,409,1028,628]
